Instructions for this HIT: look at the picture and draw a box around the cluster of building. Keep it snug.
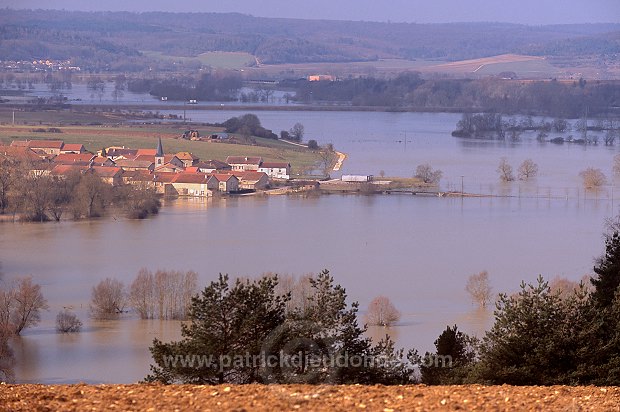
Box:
[1,59,81,73]
[0,138,292,197]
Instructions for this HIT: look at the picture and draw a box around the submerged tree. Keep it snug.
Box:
[365,296,401,327]
[465,271,492,308]
[579,167,606,189]
[517,159,538,181]
[414,164,443,185]
[56,309,82,333]
[497,157,514,182]
[90,278,126,319]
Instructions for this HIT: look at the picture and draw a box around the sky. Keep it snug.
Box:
[2,0,619,25]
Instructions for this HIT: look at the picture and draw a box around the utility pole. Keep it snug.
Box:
[461,175,464,196]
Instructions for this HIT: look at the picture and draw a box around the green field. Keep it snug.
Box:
[196,52,256,69]
[142,50,256,69]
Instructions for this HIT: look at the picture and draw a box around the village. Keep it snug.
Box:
[0,137,294,197]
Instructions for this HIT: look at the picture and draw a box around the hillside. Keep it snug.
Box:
[0,9,618,72]
[1,384,619,411]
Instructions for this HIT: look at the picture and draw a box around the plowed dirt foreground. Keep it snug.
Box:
[1,383,619,411]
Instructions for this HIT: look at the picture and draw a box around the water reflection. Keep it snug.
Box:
[1,192,617,383]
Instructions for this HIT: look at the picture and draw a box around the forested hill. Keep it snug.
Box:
[1,9,619,71]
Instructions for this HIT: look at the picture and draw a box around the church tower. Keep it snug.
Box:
[155,136,164,167]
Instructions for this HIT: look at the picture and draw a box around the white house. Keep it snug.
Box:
[258,162,291,179]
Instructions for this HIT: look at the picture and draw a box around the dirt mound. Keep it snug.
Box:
[1,383,619,411]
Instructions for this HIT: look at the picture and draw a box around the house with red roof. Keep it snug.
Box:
[114,159,155,172]
[60,143,86,154]
[91,166,123,186]
[175,152,200,168]
[207,174,239,193]
[0,146,46,163]
[12,140,65,155]
[170,173,211,197]
[53,153,95,165]
[231,171,270,190]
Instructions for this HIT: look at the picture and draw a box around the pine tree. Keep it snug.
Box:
[419,325,477,384]
[146,274,288,384]
[591,232,620,307]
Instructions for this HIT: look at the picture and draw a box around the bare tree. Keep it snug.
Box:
[497,158,515,182]
[465,271,492,308]
[613,154,620,176]
[549,275,592,300]
[129,268,156,319]
[0,321,14,382]
[73,172,108,218]
[414,163,443,185]
[0,288,14,334]
[319,146,335,176]
[0,159,16,214]
[365,296,401,327]
[10,277,48,335]
[579,167,607,189]
[518,159,539,181]
[56,309,82,333]
[91,278,126,319]
[129,269,197,320]
[274,273,314,315]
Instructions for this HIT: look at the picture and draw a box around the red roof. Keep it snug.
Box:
[115,159,154,169]
[62,143,85,152]
[0,145,44,162]
[91,156,113,165]
[172,173,210,184]
[153,172,177,183]
[106,148,138,158]
[239,171,269,182]
[122,170,153,182]
[212,173,238,183]
[50,164,88,176]
[26,140,64,149]
[136,148,157,156]
[53,153,95,164]
[175,152,199,161]
[91,166,123,178]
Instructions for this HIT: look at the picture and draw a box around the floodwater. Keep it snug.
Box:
[2,110,620,383]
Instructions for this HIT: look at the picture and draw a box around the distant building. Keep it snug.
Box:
[60,143,86,154]
[207,174,239,193]
[175,152,200,168]
[12,140,64,155]
[226,156,262,171]
[308,75,335,82]
[259,162,291,179]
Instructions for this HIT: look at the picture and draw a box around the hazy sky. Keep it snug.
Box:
[3,0,620,25]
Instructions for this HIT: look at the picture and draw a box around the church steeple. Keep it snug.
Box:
[155,137,164,167]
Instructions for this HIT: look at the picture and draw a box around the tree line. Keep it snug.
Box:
[0,159,160,221]
[2,9,618,72]
[291,76,620,118]
[454,113,620,143]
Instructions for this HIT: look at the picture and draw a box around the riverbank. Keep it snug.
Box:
[1,383,618,411]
